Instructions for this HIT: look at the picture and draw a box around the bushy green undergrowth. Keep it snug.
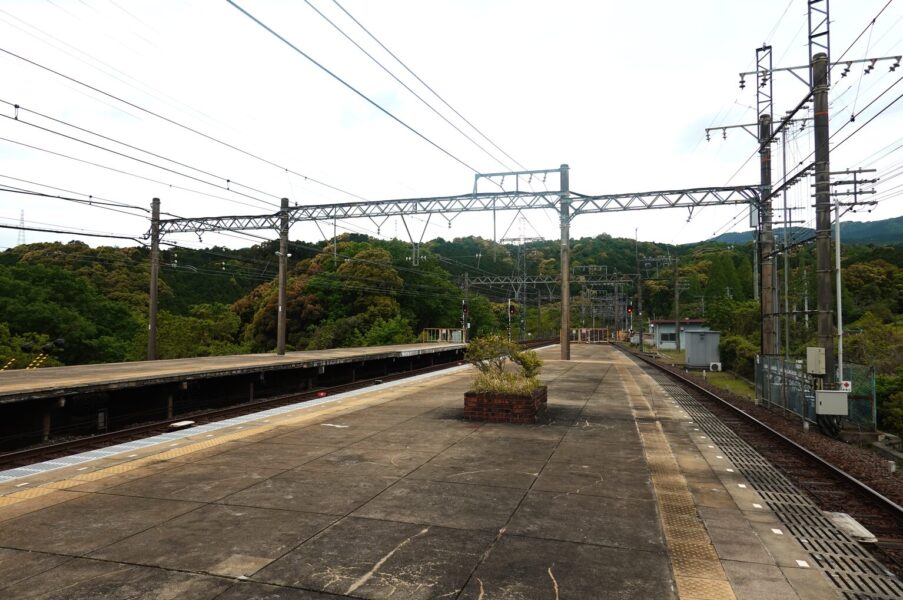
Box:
[464,334,543,395]
[471,371,543,395]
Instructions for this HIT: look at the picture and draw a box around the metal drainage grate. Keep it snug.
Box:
[638,363,903,600]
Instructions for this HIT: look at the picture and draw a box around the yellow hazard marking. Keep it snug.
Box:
[619,365,736,600]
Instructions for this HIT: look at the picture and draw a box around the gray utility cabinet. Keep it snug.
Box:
[685,330,721,369]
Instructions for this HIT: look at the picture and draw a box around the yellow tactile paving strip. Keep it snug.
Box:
[0,371,465,511]
[619,364,736,600]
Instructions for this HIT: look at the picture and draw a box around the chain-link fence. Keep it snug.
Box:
[755,355,876,430]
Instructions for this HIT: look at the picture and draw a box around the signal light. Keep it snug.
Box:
[627,305,633,314]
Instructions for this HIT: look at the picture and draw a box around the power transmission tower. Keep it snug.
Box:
[501,216,542,341]
[16,210,25,245]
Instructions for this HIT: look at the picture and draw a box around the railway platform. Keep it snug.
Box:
[0,344,859,598]
[0,343,465,403]
[0,343,465,448]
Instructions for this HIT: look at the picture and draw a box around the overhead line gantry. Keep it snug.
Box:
[149,164,759,361]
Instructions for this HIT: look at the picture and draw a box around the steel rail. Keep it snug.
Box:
[614,344,903,518]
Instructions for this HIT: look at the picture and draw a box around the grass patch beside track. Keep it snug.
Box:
[630,345,755,402]
[704,371,755,401]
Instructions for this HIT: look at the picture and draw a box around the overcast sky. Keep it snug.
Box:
[0,0,900,253]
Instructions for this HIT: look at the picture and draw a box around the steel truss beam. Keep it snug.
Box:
[157,185,758,235]
[467,275,634,286]
[568,186,756,218]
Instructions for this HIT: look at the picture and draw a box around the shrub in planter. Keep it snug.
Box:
[463,335,546,423]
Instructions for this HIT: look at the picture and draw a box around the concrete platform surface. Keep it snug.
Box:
[0,342,463,402]
[0,344,843,599]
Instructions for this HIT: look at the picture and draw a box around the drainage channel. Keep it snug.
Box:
[641,365,903,600]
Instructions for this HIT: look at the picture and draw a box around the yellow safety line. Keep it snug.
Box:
[619,364,736,600]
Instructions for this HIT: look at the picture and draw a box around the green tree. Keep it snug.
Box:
[0,264,139,364]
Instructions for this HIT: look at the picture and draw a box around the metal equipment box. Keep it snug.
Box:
[815,390,849,416]
[807,347,826,375]
[685,330,720,369]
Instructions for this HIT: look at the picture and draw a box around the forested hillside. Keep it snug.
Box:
[0,234,900,376]
[709,215,903,246]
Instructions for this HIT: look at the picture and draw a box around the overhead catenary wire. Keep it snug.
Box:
[831,0,896,74]
[0,46,366,201]
[0,183,149,220]
[832,89,903,152]
[0,108,278,209]
[0,99,283,206]
[0,223,143,242]
[303,0,516,174]
[329,0,530,174]
[0,172,148,211]
[0,135,276,212]
[223,0,481,174]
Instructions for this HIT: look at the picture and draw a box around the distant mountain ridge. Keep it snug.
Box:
[705,216,903,245]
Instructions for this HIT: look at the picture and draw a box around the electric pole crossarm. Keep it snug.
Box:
[569,186,759,215]
[739,56,901,85]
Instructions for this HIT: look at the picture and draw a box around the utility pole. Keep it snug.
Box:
[507,298,512,341]
[537,290,542,339]
[463,272,469,343]
[829,168,877,381]
[813,52,834,386]
[635,230,644,352]
[760,113,777,355]
[673,258,681,351]
[782,128,791,359]
[147,197,160,361]
[276,197,289,356]
[559,164,571,360]
[803,266,810,327]
[834,188,843,382]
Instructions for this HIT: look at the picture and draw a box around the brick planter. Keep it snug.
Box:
[463,386,548,424]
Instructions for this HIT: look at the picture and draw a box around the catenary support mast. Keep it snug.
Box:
[559,164,570,360]
[147,197,160,360]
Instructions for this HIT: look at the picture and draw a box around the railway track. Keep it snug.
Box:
[0,338,555,471]
[0,360,462,470]
[615,344,903,584]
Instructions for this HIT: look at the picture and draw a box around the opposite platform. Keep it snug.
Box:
[0,344,845,599]
[0,342,464,403]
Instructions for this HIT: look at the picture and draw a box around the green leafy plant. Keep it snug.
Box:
[464,334,543,394]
